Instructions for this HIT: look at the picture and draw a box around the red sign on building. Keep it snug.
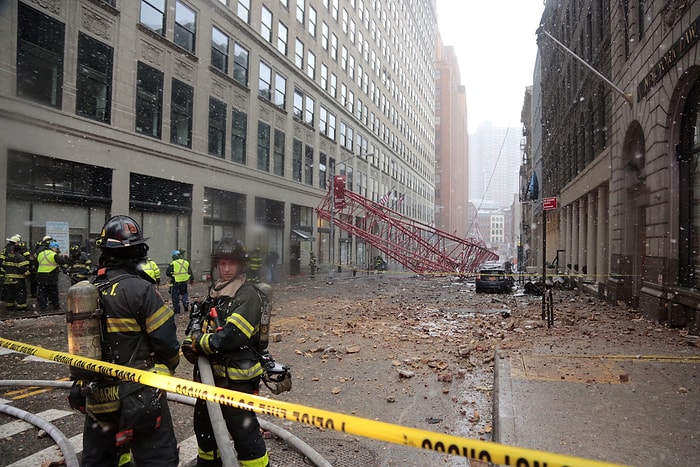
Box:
[543,197,558,210]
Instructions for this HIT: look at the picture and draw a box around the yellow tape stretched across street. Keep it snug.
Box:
[0,337,631,467]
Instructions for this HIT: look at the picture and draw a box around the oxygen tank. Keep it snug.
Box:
[256,282,273,350]
[66,280,102,380]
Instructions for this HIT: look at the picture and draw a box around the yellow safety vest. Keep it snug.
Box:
[170,258,191,283]
[37,250,59,273]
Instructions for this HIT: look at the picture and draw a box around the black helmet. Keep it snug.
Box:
[212,237,248,267]
[97,215,149,249]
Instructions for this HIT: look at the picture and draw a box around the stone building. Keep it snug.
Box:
[0,0,438,278]
[536,0,700,333]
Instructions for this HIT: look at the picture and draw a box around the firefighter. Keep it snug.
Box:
[68,215,180,466]
[181,237,270,467]
[247,247,262,283]
[67,244,92,285]
[2,235,30,312]
[166,249,192,314]
[141,257,161,285]
[36,241,68,312]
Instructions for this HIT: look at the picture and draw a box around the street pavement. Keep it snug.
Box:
[493,318,700,467]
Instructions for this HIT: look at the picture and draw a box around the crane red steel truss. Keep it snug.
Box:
[316,185,498,277]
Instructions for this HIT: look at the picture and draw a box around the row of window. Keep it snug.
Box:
[15,1,434,216]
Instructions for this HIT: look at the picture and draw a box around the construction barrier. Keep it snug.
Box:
[0,337,632,467]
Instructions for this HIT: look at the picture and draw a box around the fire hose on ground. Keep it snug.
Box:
[0,378,332,467]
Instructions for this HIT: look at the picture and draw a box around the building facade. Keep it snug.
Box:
[535,0,700,333]
[0,0,437,278]
[434,36,469,238]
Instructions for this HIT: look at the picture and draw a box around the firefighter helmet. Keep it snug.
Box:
[212,237,248,266]
[97,215,149,249]
[6,234,21,243]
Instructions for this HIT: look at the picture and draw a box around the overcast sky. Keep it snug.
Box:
[436,0,545,133]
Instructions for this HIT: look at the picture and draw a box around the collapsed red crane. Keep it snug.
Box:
[315,176,498,277]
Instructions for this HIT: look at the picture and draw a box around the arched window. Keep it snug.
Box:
[678,80,700,289]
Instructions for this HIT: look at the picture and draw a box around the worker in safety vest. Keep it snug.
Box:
[166,249,192,314]
[36,241,68,312]
[141,257,161,285]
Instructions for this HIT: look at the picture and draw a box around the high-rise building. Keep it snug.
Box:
[469,122,521,209]
[0,0,438,277]
[434,36,469,238]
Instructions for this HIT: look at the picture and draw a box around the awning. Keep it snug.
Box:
[291,229,315,241]
[527,172,539,200]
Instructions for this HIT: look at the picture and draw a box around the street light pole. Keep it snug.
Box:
[327,152,373,284]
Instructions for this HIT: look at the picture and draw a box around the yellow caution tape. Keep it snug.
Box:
[0,337,632,467]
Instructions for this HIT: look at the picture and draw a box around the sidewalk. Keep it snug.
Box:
[493,312,700,467]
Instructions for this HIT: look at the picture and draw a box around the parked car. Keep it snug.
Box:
[475,261,513,293]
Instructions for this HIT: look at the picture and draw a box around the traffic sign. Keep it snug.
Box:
[543,197,558,210]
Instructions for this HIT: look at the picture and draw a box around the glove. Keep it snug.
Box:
[67,381,87,414]
[181,337,198,364]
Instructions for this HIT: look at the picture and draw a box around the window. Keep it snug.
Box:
[135,62,163,138]
[330,33,338,60]
[237,0,250,23]
[261,6,272,42]
[304,144,314,185]
[17,3,65,109]
[233,43,249,85]
[273,129,285,176]
[307,50,316,79]
[329,73,337,97]
[292,139,303,182]
[308,6,317,37]
[274,73,286,108]
[320,64,328,90]
[304,95,315,126]
[296,0,305,23]
[257,121,271,171]
[258,61,272,100]
[171,79,193,147]
[293,89,303,120]
[319,153,328,189]
[211,27,229,73]
[331,0,339,21]
[231,108,247,164]
[319,106,328,135]
[277,22,288,55]
[208,97,226,157]
[76,33,113,123]
[140,0,165,35]
[321,22,329,50]
[341,46,347,70]
[295,39,304,69]
[327,112,336,140]
[174,1,196,53]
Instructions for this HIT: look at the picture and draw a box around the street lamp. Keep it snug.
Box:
[327,152,373,284]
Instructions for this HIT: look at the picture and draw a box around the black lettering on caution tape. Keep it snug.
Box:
[422,438,492,462]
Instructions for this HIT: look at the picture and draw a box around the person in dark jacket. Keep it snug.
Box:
[69,215,181,466]
[1,235,30,312]
[181,237,270,467]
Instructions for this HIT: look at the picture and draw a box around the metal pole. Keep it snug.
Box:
[328,189,335,284]
[541,206,547,321]
[538,28,633,106]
